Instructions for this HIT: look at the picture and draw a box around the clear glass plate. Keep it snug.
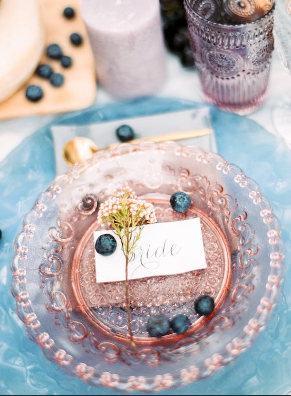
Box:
[11,142,284,392]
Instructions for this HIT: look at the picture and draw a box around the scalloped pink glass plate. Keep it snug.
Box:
[11,143,284,393]
[71,200,232,343]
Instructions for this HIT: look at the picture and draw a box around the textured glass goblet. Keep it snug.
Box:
[184,0,275,115]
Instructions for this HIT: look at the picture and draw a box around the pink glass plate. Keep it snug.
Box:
[72,201,232,342]
[11,142,284,392]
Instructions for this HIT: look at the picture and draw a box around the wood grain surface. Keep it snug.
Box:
[0,0,97,120]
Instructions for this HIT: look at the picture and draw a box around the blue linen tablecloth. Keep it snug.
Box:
[0,97,291,395]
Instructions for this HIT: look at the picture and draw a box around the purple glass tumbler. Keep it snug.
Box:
[184,1,275,115]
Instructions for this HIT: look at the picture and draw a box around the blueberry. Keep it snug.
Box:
[61,56,73,68]
[95,234,117,257]
[147,315,170,338]
[70,33,83,47]
[50,73,65,88]
[170,192,191,213]
[63,7,75,19]
[36,64,53,79]
[0,229,2,241]
[195,295,215,316]
[25,85,44,102]
[116,125,135,143]
[46,44,63,60]
[170,315,191,335]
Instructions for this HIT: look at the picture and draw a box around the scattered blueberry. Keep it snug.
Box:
[170,192,191,213]
[195,295,215,316]
[147,315,170,338]
[61,55,73,69]
[36,64,53,79]
[95,234,117,257]
[50,73,65,88]
[46,44,63,60]
[63,7,75,19]
[70,33,83,47]
[116,125,135,143]
[170,315,191,335]
[25,85,44,102]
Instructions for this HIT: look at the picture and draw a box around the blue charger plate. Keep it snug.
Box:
[0,97,291,395]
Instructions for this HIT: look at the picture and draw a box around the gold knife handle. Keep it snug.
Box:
[108,128,212,150]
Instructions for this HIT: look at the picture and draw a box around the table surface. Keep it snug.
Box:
[1,46,291,396]
[2,97,291,396]
[0,50,291,163]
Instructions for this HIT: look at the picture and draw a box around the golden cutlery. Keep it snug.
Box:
[63,128,211,167]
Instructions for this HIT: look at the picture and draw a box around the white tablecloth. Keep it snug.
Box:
[0,51,290,163]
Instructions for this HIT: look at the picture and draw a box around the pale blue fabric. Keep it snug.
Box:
[0,97,290,395]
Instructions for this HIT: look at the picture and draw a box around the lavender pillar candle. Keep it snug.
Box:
[81,0,166,99]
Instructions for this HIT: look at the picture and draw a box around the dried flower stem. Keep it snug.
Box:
[125,256,134,346]
[98,188,156,347]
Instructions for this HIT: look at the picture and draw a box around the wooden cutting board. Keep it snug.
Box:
[0,0,96,120]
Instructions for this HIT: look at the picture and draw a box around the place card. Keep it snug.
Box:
[94,218,207,284]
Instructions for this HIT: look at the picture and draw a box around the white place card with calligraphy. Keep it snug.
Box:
[94,218,207,284]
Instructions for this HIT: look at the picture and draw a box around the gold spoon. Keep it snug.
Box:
[63,128,212,167]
